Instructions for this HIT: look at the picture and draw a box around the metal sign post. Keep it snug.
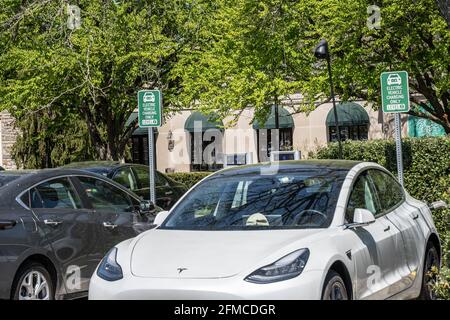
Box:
[380,71,410,186]
[147,127,156,203]
[394,114,404,186]
[138,90,162,204]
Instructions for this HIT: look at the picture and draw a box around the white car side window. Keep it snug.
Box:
[368,169,405,215]
[364,180,377,214]
[347,172,379,222]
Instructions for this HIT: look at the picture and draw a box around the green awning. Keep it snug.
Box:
[326,102,369,126]
[184,112,223,132]
[252,106,294,130]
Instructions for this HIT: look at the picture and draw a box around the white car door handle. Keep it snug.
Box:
[44,219,63,227]
[412,214,419,220]
[384,226,390,232]
[103,222,118,230]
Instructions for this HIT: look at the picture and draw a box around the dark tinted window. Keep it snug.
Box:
[346,172,380,222]
[112,167,137,191]
[132,166,166,188]
[155,172,169,187]
[31,178,81,209]
[368,170,404,214]
[162,169,347,230]
[20,191,30,207]
[132,166,150,189]
[77,176,133,213]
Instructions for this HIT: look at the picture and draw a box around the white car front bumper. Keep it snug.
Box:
[88,270,324,300]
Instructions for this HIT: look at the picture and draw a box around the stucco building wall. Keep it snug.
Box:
[154,101,409,173]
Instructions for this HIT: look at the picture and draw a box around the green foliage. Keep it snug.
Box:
[433,266,450,299]
[173,0,321,125]
[0,0,209,164]
[434,229,450,298]
[2,0,449,166]
[11,109,95,169]
[174,0,450,131]
[167,172,212,189]
[315,136,450,298]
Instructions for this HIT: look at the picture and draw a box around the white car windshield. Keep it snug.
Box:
[161,169,347,230]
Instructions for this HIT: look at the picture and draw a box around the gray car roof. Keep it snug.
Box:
[0,169,140,209]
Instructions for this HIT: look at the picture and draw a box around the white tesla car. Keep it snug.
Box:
[89,160,444,300]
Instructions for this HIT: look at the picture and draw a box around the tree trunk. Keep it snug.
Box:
[79,102,108,160]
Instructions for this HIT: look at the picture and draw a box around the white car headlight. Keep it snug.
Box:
[97,247,123,281]
[245,249,310,284]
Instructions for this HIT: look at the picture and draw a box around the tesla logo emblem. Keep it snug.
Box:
[177,268,188,274]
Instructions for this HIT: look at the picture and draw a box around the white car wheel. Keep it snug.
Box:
[322,271,349,300]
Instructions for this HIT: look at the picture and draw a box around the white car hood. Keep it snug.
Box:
[130,229,322,279]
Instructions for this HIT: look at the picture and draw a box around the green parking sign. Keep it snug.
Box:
[138,90,162,127]
[381,71,410,113]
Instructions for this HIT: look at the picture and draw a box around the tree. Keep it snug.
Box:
[1,0,449,169]
[315,0,450,133]
[173,0,319,125]
[175,0,450,133]
[11,108,94,168]
[0,0,204,164]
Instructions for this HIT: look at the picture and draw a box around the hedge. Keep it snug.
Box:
[167,172,212,189]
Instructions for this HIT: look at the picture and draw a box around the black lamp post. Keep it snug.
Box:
[314,39,343,159]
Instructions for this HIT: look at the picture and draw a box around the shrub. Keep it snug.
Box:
[433,266,450,300]
[315,136,450,299]
[167,172,212,189]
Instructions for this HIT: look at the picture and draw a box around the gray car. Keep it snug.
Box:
[0,169,157,300]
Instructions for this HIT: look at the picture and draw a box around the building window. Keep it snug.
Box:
[185,112,224,172]
[326,102,370,143]
[130,133,157,166]
[328,125,368,142]
[131,136,147,165]
[256,128,293,162]
[190,132,223,172]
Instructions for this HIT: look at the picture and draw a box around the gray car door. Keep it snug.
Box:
[29,177,97,294]
[74,176,149,254]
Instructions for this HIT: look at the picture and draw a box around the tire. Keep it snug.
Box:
[11,262,54,300]
[418,242,440,300]
[321,270,349,300]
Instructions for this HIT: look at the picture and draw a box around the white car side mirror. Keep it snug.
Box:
[153,211,170,226]
[346,209,376,229]
[428,200,448,211]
